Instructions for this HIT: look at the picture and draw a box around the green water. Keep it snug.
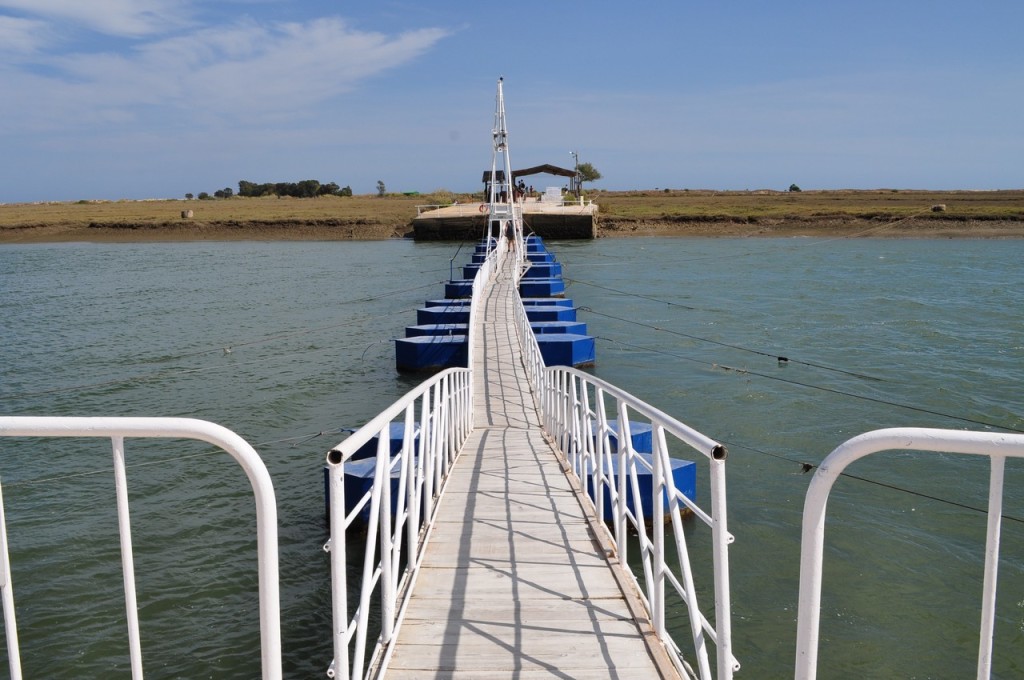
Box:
[1,237,1021,677]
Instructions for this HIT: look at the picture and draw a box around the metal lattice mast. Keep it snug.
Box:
[486,78,524,257]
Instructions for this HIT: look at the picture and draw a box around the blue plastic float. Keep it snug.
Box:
[584,420,697,521]
[590,453,697,523]
[396,235,593,370]
[395,335,467,371]
[404,323,468,337]
[531,321,588,335]
[535,333,595,367]
[519,278,566,297]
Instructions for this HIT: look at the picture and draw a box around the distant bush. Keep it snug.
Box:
[425,189,456,205]
[789,183,802,192]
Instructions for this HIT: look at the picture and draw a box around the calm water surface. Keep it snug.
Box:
[1,237,1021,677]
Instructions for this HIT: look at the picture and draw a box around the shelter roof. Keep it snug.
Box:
[512,164,576,179]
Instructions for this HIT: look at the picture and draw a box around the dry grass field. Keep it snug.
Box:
[592,188,1024,220]
[2,189,1022,242]
[592,189,1024,238]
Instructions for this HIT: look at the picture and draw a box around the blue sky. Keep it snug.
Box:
[1,1,1022,202]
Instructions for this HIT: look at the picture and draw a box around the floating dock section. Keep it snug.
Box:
[395,236,595,371]
[413,199,597,240]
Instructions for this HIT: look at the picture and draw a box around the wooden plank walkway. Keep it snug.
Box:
[385,255,678,679]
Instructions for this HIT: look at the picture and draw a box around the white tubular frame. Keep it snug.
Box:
[0,416,282,680]
[323,367,473,680]
[795,427,1024,680]
[507,249,737,679]
[539,366,737,680]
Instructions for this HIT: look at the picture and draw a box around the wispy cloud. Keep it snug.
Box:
[0,14,52,52]
[0,0,191,37]
[0,17,451,132]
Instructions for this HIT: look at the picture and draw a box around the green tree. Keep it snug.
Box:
[339,185,353,197]
[577,162,602,185]
[789,183,802,192]
[185,193,193,200]
[297,179,321,198]
[376,180,387,197]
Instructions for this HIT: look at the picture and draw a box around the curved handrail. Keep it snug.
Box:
[0,416,282,680]
[795,427,1024,680]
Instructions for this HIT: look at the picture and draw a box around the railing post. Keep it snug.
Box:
[569,374,581,474]
[111,436,144,680]
[977,454,1005,679]
[657,424,714,678]
[578,381,596,505]
[441,376,453,473]
[432,382,444,491]
[710,453,734,679]
[594,387,609,526]
[651,429,665,639]
[420,389,434,518]
[560,371,572,453]
[379,431,395,646]
[351,430,389,679]
[404,407,420,566]
[325,451,348,680]
[0,478,23,680]
[615,404,629,559]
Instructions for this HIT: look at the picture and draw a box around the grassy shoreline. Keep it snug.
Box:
[2,190,1022,243]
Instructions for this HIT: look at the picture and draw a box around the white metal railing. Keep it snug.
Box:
[539,367,737,680]
[794,427,1024,680]
[467,236,503,371]
[323,367,472,680]
[0,416,282,680]
[511,238,546,404]
[506,244,737,678]
[323,231,499,679]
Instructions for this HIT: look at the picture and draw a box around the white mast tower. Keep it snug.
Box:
[485,77,524,259]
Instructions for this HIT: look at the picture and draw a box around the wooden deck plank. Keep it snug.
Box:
[381,254,675,679]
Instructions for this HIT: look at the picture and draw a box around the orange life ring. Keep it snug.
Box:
[479,204,488,213]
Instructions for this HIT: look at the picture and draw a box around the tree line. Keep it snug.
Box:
[237,180,353,198]
[187,179,354,200]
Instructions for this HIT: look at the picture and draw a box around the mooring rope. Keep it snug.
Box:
[580,306,884,382]
[593,335,1023,435]
[718,437,1024,525]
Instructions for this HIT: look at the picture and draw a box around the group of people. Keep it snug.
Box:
[512,179,535,201]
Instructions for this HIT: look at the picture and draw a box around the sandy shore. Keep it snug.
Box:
[2,216,1022,244]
